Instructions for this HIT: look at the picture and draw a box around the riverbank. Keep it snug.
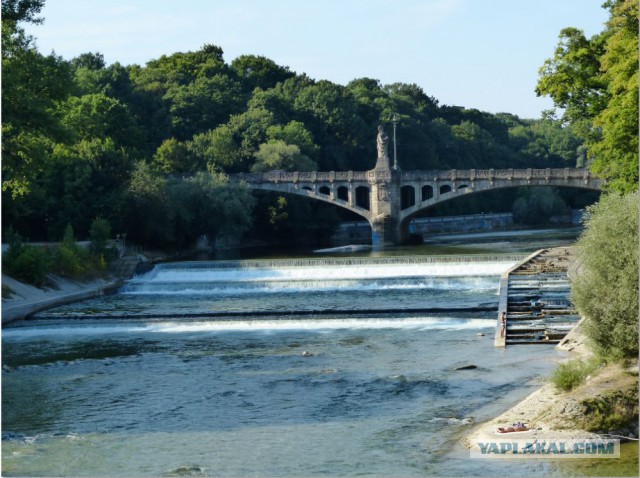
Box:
[1,275,122,324]
[465,317,639,451]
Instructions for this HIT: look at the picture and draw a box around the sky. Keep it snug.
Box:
[25,0,610,119]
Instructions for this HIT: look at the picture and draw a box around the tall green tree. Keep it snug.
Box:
[2,0,73,196]
[537,0,638,192]
[589,0,638,193]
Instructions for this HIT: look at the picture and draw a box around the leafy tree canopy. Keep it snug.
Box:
[537,0,638,192]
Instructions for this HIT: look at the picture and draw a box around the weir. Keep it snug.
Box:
[149,254,529,272]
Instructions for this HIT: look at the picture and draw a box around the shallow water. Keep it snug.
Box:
[2,234,637,476]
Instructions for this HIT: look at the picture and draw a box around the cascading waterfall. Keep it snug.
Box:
[122,254,524,296]
[30,254,521,321]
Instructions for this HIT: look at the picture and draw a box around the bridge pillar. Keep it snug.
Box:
[370,215,399,250]
[368,165,402,249]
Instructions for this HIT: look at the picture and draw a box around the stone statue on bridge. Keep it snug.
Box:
[374,125,391,171]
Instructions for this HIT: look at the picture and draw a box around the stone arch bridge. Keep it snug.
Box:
[230,167,601,248]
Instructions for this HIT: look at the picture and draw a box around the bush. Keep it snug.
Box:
[551,357,604,391]
[53,225,87,279]
[571,191,639,358]
[3,245,52,287]
[3,225,109,286]
[2,229,52,287]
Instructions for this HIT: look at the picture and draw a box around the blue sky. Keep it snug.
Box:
[26,0,609,119]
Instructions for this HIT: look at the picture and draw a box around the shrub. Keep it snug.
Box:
[53,225,87,279]
[551,357,604,391]
[571,191,639,358]
[2,229,52,287]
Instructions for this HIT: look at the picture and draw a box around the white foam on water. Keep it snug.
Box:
[121,276,499,295]
[3,317,496,339]
[131,262,516,284]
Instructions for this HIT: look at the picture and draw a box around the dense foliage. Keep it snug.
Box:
[537,0,638,193]
[1,0,604,250]
[571,191,638,358]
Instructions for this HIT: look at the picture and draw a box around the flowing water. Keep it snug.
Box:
[2,235,637,476]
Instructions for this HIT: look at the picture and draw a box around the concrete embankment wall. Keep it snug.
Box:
[2,280,122,324]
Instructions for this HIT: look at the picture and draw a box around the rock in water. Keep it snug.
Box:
[454,364,477,370]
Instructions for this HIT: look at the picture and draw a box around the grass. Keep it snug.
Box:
[580,386,639,433]
[550,356,605,391]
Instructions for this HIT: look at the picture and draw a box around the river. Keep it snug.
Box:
[2,228,637,476]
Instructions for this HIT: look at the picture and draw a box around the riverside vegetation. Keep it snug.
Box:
[539,1,639,430]
[546,191,639,437]
[2,218,112,292]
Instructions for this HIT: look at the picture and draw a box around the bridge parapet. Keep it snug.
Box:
[234,168,596,184]
[234,170,371,183]
[399,168,595,182]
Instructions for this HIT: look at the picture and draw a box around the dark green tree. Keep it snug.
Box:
[168,172,255,247]
[231,54,294,93]
[124,161,173,247]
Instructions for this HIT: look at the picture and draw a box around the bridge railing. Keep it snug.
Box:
[231,168,595,184]
[232,170,370,183]
[400,168,594,181]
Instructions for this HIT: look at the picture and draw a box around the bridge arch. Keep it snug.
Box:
[397,181,602,243]
[239,182,372,222]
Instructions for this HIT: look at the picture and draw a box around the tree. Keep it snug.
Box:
[251,140,317,172]
[266,121,320,161]
[61,93,143,148]
[2,21,73,195]
[1,0,44,24]
[231,54,294,93]
[124,161,173,247]
[153,138,198,174]
[536,27,608,138]
[537,0,638,193]
[571,191,638,358]
[188,106,276,173]
[36,138,130,239]
[588,0,639,193]
[89,216,111,256]
[512,188,567,225]
[168,172,255,247]
[163,74,244,140]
